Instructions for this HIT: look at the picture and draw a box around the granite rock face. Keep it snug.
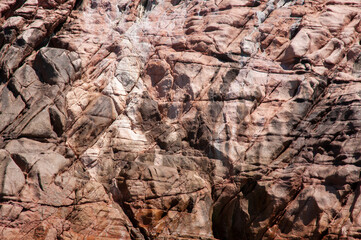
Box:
[1,0,361,239]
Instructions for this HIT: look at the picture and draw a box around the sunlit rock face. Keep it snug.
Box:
[1,0,361,239]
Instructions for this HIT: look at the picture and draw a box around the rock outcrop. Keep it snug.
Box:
[1,0,361,239]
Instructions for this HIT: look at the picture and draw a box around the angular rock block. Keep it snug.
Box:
[33,47,81,87]
[0,150,25,196]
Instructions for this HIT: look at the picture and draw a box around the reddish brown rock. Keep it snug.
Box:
[0,0,361,239]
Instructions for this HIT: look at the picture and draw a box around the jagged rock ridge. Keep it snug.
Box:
[0,0,361,239]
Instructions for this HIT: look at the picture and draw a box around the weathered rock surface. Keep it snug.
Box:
[1,0,361,239]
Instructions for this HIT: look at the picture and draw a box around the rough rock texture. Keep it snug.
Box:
[0,0,361,239]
